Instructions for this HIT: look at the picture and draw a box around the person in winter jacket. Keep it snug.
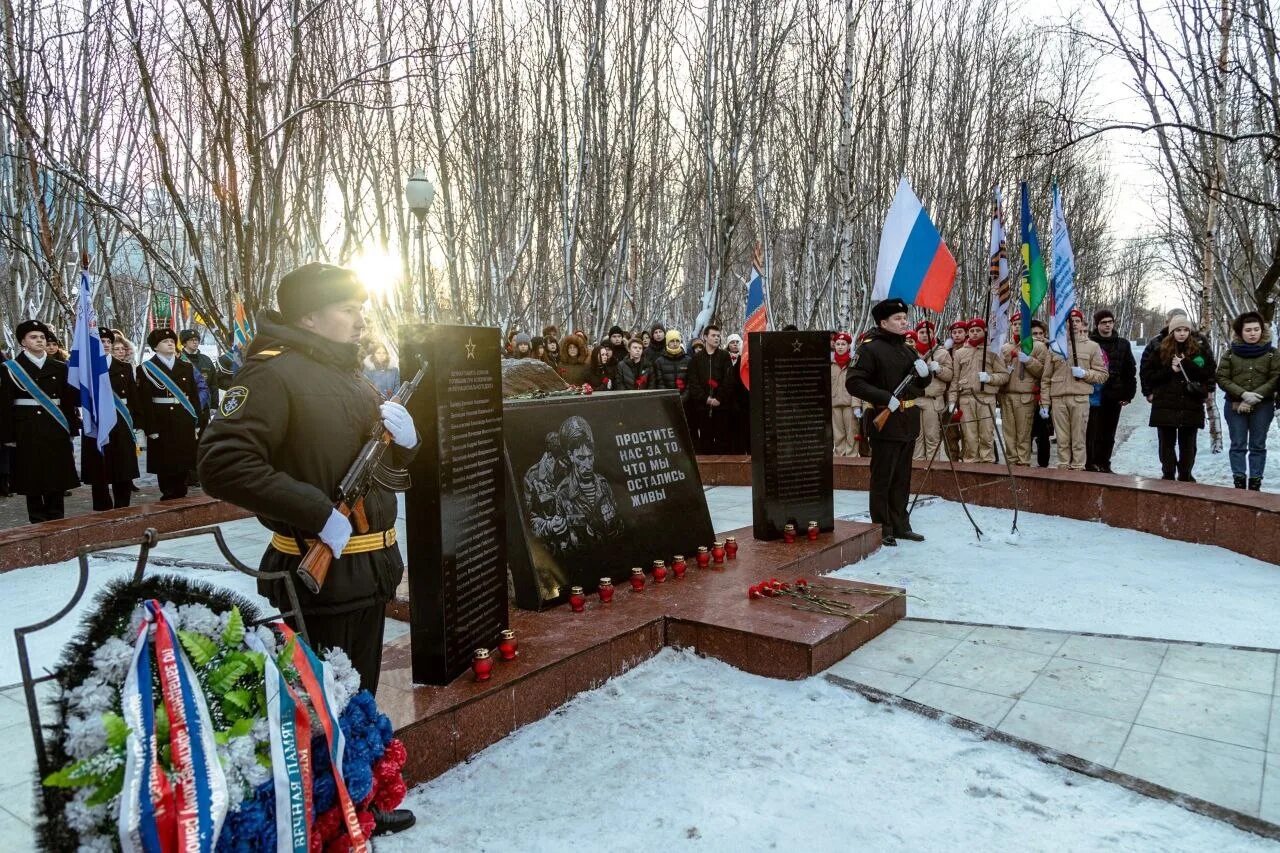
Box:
[586,340,617,391]
[605,326,627,367]
[642,322,667,368]
[1085,309,1137,472]
[911,321,953,461]
[617,338,655,390]
[941,319,968,460]
[686,325,736,453]
[362,343,400,399]
[1043,309,1109,470]
[947,318,1008,462]
[1215,310,1278,489]
[652,329,691,402]
[830,331,862,457]
[1140,311,1215,481]
[557,332,592,386]
[725,333,751,453]
[1000,313,1049,466]
[81,326,143,510]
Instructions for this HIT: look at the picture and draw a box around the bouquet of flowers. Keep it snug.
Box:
[36,575,407,852]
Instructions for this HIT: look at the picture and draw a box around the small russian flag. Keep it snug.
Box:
[872,177,957,312]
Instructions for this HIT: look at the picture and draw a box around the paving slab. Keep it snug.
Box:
[1137,675,1272,751]
[1020,658,1155,723]
[1114,725,1266,817]
[1158,645,1278,695]
[842,625,961,678]
[1263,760,1280,825]
[0,805,32,845]
[998,699,1131,768]
[825,659,917,695]
[966,625,1068,657]
[893,619,975,641]
[922,639,1049,698]
[903,678,1015,727]
[1056,634,1168,673]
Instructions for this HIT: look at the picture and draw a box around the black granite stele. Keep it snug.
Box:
[401,324,508,685]
[504,390,715,610]
[749,330,834,539]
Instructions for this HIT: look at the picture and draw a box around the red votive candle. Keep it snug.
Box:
[569,586,586,612]
[498,629,518,661]
[672,556,687,578]
[696,546,710,568]
[473,648,493,681]
[783,524,796,544]
[712,540,726,565]
[599,578,615,603]
[807,521,819,541]
[652,560,668,583]
[725,537,738,559]
[630,567,646,591]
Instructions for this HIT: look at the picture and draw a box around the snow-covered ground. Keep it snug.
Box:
[383,648,1273,852]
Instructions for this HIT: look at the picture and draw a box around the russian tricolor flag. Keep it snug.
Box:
[872,177,957,312]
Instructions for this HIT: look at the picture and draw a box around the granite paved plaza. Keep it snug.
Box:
[827,618,1280,825]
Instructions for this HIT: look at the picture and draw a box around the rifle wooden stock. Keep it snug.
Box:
[296,498,369,595]
[872,406,893,432]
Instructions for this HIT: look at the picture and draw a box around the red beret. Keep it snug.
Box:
[833,331,853,344]
[1010,312,1022,322]
[914,320,936,332]
[968,318,987,330]
[905,330,918,341]
[1068,308,1084,320]
[949,320,969,331]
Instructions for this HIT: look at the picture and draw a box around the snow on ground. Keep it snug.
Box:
[0,555,267,687]
[829,496,1280,648]
[383,648,1272,852]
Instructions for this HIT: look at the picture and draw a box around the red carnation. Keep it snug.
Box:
[313,807,343,841]
[636,375,649,388]
[383,739,407,766]
[373,777,408,812]
[581,384,593,395]
[748,585,762,599]
[676,378,686,391]
[707,379,719,390]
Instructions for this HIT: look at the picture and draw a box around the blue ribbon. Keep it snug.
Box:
[3,358,70,432]
[142,360,199,422]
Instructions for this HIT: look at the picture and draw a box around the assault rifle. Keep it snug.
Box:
[297,363,427,594]
[872,372,917,432]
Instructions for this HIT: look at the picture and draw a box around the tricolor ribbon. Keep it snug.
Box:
[277,624,368,852]
[118,600,229,852]
[246,629,313,853]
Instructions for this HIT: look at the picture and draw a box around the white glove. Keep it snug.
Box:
[1039,407,1049,419]
[1241,391,1263,405]
[380,401,418,449]
[913,358,929,378]
[928,360,940,373]
[886,396,900,412]
[1017,351,1031,364]
[943,338,954,350]
[853,407,863,419]
[978,371,991,384]
[945,402,956,415]
[1071,366,1086,379]
[318,508,352,556]
[148,433,159,439]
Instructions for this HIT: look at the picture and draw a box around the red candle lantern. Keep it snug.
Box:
[652,559,668,583]
[725,537,738,560]
[807,521,819,541]
[598,577,615,603]
[473,648,493,681]
[498,629,519,660]
[696,546,711,568]
[630,567,646,591]
[712,540,726,565]
[569,586,586,612]
[672,555,687,578]
[783,523,796,544]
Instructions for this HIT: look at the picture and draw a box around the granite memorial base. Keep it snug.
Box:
[379,519,897,785]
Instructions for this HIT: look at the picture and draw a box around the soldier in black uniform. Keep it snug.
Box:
[81,327,143,510]
[847,298,932,546]
[137,328,201,500]
[197,263,417,835]
[0,320,81,522]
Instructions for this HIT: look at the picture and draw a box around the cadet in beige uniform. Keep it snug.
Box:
[1043,309,1109,469]
[946,318,1008,462]
[912,321,953,460]
[830,331,862,457]
[999,313,1049,465]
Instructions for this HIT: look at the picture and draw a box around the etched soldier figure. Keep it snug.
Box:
[522,431,570,544]
[553,415,622,550]
[80,326,143,510]
[137,328,202,499]
[0,320,81,522]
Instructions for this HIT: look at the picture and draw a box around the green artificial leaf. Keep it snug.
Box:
[221,607,245,647]
[275,635,297,673]
[223,689,252,716]
[103,712,130,749]
[86,765,125,807]
[179,630,219,667]
[43,759,99,788]
[208,659,251,695]
[245,650,265,676]
[229,716,254,739]
[256,752,272,769]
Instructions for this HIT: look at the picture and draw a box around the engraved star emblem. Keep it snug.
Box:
[465,337,476,359]
[791,338,803,353]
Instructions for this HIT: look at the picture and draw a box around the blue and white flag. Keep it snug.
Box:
[68,269,117,451]
[1048,182,1077,360]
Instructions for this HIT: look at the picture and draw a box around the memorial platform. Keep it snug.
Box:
[377,519,897,786]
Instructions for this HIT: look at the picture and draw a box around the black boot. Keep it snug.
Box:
[1248,477,1262,491]
[372,806,416,835]
[896,530,926,542]
[1234,475,1247,489]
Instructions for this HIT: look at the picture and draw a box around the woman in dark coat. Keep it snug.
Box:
[80,327,142,510]
[1140,312,1216,482]
[0,320,81,522]
[585,340,616,391]
[136,328,201,499]
[556,332,592,386]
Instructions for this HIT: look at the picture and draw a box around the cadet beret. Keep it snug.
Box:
[15,320,51,341]
[949,319,970,331]
[871,298,909,323]
[277,263,367,322]
[833,331,853,344]
[1068,308,1085,320]
[98,326,115,339]
[914,320,935,332]
[179,328,200,344]
[968,317,987,330]
[148,328,179,349]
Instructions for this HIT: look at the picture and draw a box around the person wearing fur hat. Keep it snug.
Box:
[1043,308,1109,470]
[912,320,953,461]
[1084,309,1137,472]
[0,319,81,522]
[847,298,932,546]
[830,331,862,457]
[999,312,1049,465]
[510,332,534,359]
[946,318,1008,462]
[1216,310,1279,489]
[557,331,592,386]
[136,327,202,499]
[652,329,692,402]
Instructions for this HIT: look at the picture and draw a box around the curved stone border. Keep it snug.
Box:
[696,456,1280,565]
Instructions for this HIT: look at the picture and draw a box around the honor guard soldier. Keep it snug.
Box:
[137,327,201,499]
[197,263,417,835]
[0,320,81,522]
[847,298,932,546]
[81,327,143,510]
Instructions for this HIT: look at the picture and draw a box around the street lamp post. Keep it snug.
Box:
[405,171,436,321]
